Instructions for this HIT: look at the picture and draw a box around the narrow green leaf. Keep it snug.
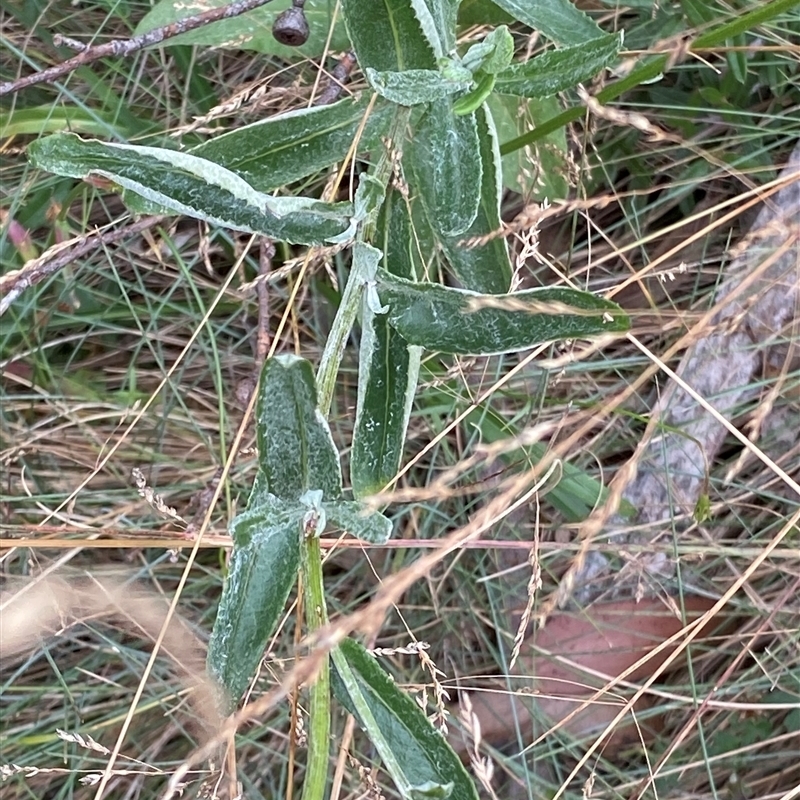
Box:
[353,172,389,233]
[256,355,342,502]
[378,270,630,355]
[352,190,422,498]
[494,33,621,98]
[460,402,608,521]
[374,187,427,284]
[365,68,471,106]
[439,104,512,294]
[27,134,353,245]
[408,103,482,237]
[461,25,514,74]
[485,93,570,200]
[409,0,459,57]
[341,0,437,73]
[324,501,393,543]
[332,637,479,800]
[492,0,604,45]
[0,106,141,139]
[352,308,422,497]
[207,496,302,710]
[190,95,395,193]
[134,0,350,59]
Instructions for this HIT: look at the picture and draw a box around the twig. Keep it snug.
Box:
[313,51,357,107]
[0,0,278,97]
[0,216,165,317]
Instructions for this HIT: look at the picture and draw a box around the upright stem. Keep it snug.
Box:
[316,105,412,416]
[301,103,411,800]
[299,531,330,800]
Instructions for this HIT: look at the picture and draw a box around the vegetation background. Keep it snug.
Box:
[1,0,799,799]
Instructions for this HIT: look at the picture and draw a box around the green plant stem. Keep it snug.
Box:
[302,103,412,799]
[300,530,330,800]
[500,0,799,155]
[316,105,412,416]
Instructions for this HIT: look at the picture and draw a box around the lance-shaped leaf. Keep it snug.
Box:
[492,0,603,46]
[341,0,436,73]
[191,96,395,193]
[352,193,422,498]
[365,68,471,106]
[409,0,458,57]
[332,637,479,800]
[324,500,393,544]
[377,270,630,355]
[461,25,514,74]
[408,103,482,237]
[439,103,511,294]
[207,495,303,710]
[27,134,352,245]
[494,34,622,98]
[256,355,342,502]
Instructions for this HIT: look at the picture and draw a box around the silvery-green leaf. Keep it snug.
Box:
[353,172,388,228]
[207,497,303,710]
[190,95,395,193]
[437,57,474,83]
[256,355,342,502]
[409,0,458,57]
[492,0,604,45]
[27,134,351,245]
[494,34,622,98]
[439,104,511,294]
[332,637,478,800]
[377,270,630,355]
[324,501,393,544]
[461,25,514,74]
[366,68,471,106]
[407,103,482,237]
[352,190,422,498]
[341,0,436,73]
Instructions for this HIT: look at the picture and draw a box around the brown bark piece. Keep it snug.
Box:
[575,143,800,601]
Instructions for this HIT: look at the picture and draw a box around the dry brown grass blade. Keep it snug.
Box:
[0,573,224,738]
[568,141,800,604]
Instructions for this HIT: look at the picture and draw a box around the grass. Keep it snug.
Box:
[2,0,800,799]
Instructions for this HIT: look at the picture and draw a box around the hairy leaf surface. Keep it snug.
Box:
[28,134,352,245]
[332,637,479,800]
[378,272,630,354]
